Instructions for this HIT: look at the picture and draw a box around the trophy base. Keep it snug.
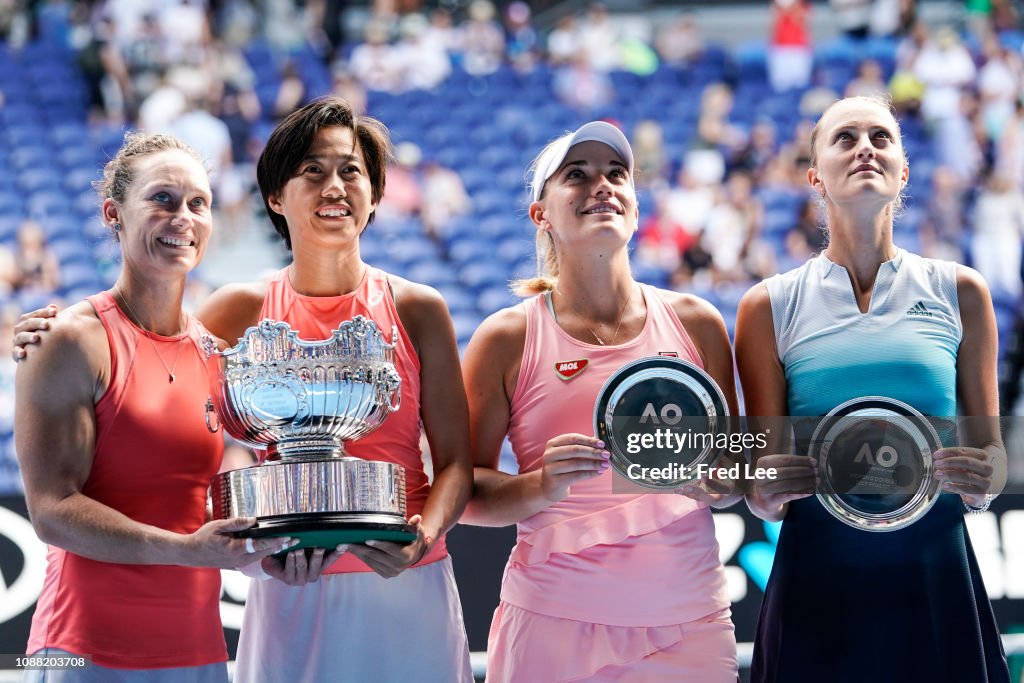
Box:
[238,513,417,551]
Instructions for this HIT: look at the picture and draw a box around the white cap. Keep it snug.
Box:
[529,121,634,202]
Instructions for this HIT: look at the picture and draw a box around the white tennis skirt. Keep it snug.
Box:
[233,556,473,683]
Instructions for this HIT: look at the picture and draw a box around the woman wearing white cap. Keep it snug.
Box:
[462,122,741,682]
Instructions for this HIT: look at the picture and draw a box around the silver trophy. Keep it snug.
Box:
[202,317,416,549]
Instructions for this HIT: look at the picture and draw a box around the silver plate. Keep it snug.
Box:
[594,356,729,489]
[811,396,941,532]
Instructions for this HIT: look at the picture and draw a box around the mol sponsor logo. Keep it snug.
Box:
[554,359,589,381]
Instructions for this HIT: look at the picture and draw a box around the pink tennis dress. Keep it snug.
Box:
[486,285,737,683]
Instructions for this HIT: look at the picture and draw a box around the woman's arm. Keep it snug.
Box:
[667,291,744,508]
[14,304,281,567]
[12,279,268,360]
[735,284,817,521]
[460,306,607,527]
[936,265,1007,504]
[194,280,267,344]
[342,279,474,577]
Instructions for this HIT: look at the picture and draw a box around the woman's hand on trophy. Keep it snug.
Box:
[537,434,610,504]
[12,304,58,361]
[933,446,996,507]
[262,544,348,585]
[746,454,818,520]
[346,514,431,579]
[182,517,295,568]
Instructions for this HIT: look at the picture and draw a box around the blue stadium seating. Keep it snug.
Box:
[0,27,1020,494]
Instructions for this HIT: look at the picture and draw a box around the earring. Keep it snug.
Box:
[112,223,121,232]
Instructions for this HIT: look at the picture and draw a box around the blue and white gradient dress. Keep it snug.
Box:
[751,249,1009,683]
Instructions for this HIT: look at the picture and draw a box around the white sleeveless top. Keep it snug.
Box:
[764,249,962,418]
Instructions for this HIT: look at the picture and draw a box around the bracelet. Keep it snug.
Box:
[964,494,994,514]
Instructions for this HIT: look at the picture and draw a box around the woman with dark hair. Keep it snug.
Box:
[199,96,473,682]
[736,95,1009,682]
[15,133,284,682]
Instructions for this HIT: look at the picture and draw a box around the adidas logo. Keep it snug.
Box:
[906,301,934,317]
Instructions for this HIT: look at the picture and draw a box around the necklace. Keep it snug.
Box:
[114,290,187,383]
[555,284,635,346]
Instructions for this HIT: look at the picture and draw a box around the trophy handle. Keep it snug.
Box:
[206,398,220,433]
[386,386,401,413]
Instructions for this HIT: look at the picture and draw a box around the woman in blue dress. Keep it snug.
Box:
[735,95,1010,682]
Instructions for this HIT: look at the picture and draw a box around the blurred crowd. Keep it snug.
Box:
[0,1,1016,278]
[0,0,1023,424]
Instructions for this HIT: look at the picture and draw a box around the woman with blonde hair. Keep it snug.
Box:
[462,121,740,682]
[15,133,283,681]
[736,95,1009,681]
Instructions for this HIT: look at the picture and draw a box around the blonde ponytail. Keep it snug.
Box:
[511,231,560,296]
